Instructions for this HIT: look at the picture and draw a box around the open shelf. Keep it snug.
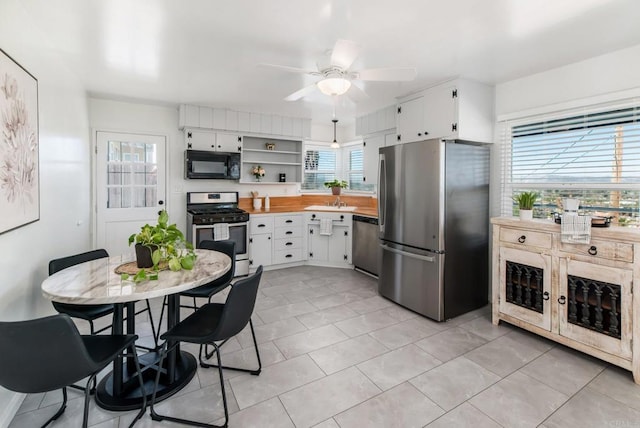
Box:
[242,136,303,183]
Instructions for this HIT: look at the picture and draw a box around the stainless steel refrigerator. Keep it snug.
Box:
[378,139,490,321]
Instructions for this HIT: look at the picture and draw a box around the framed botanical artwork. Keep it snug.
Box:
[0,48,39,235]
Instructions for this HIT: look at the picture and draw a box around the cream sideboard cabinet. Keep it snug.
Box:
[491,217,640,384]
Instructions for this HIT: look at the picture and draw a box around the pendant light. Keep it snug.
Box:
[330,119,340,148]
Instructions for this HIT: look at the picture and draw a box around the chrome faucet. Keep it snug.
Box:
[332,196,347,207]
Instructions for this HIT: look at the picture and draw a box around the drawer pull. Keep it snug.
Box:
[258,224,266,228]
[543,291,550,301]
[286,231,293,235]
[286,219,293,223]
[285,254,292,258]
[588,246,598,256]
[285,242,293,246]
[518,235,526,243]
[558,296,566,305]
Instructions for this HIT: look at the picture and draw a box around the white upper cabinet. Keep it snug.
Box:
[396,78,494,144]
[362,134,385,186]
[185,130,241,152]
[396,96,425,143]
[185,129,216,151]
[216,133,242,152]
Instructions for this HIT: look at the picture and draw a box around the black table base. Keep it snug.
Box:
[95,350,196,411]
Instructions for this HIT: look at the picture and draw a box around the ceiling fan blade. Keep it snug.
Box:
[258,63,319,75]
[330,39,361,70]
[354,67,417,81]
[346,83,369,103]
[284,84,318,101]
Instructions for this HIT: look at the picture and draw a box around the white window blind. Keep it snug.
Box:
[302,145,337,190]
[500,103,640,226]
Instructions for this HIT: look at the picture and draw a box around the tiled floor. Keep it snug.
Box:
[10,266,640,427]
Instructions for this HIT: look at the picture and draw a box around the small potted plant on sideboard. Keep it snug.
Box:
[513,191,538,221]
[324,179,348,195]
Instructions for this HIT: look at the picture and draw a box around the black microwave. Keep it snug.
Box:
[185,150,241,180]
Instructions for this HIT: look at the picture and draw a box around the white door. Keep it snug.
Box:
[95,131,166,256]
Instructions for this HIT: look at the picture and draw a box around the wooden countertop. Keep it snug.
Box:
[240,195,378,218]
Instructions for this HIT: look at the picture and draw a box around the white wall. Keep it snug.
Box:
[0,0,92,423]
[495,44,640,118]
[491,44,640,216]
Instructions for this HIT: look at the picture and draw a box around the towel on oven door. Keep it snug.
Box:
[213,223,230,241]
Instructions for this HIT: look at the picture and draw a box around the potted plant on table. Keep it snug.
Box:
[324,179,348,195]
[127,210,196,282]
[514,191,539,221]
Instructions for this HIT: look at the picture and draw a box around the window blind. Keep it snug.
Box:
[500,103,640,224]
[302,147,337,190]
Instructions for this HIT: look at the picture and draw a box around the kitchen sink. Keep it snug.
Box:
[304,205,358,212]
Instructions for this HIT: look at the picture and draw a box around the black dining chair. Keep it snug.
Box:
[150,266,264,427]
[0,314,146,428]
[49,249,159,350]
[155,240,236,346]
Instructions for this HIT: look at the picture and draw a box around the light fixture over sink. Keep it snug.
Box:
[330,118,340,148]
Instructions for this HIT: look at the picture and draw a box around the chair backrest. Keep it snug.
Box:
[0,314,96,393]
[49,249,109,275]
[213,265,262,340]
[199,240,236,282]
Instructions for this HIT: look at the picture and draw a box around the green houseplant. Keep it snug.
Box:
[127,210,196,281]
[513,191,539,220]
[324,179,348,195]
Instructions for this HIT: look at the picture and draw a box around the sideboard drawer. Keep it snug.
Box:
[560,239,633,263]
[500,227,552,249]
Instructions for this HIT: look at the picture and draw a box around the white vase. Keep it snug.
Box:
[519,209,533,221]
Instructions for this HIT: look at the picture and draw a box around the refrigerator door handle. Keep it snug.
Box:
[378,153,386,234]
[380,244,435,263]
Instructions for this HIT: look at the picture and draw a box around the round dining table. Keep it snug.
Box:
[41,248,231,411]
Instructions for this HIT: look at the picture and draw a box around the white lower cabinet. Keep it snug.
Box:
[273,214,304,264]
[305,212,352,267]
[249,215,273,269]
[249,214,305,270]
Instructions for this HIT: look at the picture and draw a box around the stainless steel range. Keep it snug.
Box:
[186,191,250,276]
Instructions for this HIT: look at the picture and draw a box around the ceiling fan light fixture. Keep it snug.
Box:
[317,77,351,96]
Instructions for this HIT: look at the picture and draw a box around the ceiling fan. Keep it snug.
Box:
[259,39,417,102]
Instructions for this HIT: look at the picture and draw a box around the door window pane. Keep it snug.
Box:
[106,139,158,208]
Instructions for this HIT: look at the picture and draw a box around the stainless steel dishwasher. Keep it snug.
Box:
[352,215,380,277]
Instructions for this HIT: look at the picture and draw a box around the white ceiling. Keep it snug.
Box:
[21,0,640,125]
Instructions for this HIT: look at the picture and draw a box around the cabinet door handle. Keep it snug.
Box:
[558,296,566,305]
[588,246,598,255]
[543,291,550,301]
[518,235,526,243]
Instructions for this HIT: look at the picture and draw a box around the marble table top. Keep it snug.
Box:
[42,249,231,304]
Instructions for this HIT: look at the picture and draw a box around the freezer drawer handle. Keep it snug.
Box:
[380,244,435,263]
